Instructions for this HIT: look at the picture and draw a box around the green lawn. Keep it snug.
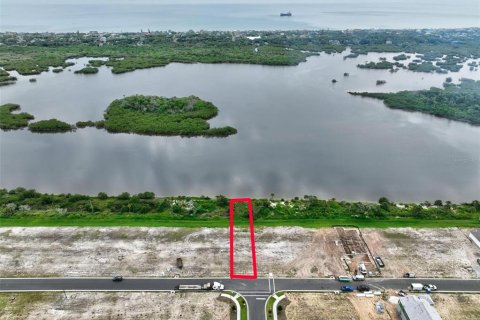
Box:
[1,215,478,228]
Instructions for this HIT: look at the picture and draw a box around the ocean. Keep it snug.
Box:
[1,0,479,32]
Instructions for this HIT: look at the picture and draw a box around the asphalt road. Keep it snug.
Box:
[1,277,479,320]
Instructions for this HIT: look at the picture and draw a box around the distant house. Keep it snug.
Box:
[469,229,480,249]
[397,295,442,320]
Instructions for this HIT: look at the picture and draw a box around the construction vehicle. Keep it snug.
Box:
[176,282,224,291]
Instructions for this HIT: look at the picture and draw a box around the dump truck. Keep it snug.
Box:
[176,282,224,291]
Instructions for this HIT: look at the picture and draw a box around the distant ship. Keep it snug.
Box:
[280,12,292,17]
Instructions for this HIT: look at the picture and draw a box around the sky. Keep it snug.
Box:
[3,0,479,4]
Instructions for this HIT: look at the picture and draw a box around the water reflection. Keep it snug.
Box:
[1,52,479,202]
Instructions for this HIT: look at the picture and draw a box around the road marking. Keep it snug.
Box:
[256,297,266,300]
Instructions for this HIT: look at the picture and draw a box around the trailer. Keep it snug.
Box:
[177,282,224,291]
[409,283,424,291]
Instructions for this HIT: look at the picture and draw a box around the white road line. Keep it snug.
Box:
[256,297,267,300]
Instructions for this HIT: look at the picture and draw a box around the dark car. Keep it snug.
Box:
[341,285,354,292]
[357,285,371,292]
[112,276,123,282]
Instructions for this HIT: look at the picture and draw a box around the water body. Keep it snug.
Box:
[1,52,480,202]
[1,0,479,32]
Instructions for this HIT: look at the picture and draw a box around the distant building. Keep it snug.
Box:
[469,229,480,249]
[397,295,442,320]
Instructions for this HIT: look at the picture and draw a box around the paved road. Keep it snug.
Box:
[1,277,479,320]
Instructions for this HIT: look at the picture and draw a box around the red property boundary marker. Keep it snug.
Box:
[229,198,258,279]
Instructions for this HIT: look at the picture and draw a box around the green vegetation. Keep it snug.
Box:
[0,292,58,317]
[74,66,98,74]
[1,29,478,75]
[350,78,480,125]
[88,59,106,67]
[407,61,442,73]
[0,69,17,85]
[28,119,74,133]
[102,95,237,136]
[1,96,234,137]
[1,188,478,228]
[75,120,96,128]
[393,54,409,61]
[357,61,394,69]
[0,104,34,130]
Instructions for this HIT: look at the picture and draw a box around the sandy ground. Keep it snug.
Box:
[0,227,478,278]
[0,292,231,320]
[283,292,399,320]
[362,228,480,278]
[283,293,480,320]
[433,294,480,320]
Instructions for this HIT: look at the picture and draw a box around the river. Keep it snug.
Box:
[1,51,480,202]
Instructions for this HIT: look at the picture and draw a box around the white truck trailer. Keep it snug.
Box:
[177,282,224,291]
[409,283,424,291]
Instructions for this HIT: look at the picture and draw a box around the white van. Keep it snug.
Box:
[359,263,367,275]
[353,275,365,281]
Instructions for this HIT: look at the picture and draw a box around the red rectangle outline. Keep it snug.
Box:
[229,198,258,279]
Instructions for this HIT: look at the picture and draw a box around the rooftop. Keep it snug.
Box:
[399,295,442,320]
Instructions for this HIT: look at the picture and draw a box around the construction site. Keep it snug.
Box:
[0,226,479,279]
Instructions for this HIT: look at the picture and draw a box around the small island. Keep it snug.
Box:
[74,66,99,74]
[349,78,480,126]
[1,96,236,137]
[0,69,17,86]
[28,119,75,133]
[0,104,34,130]
[102,95,237,137]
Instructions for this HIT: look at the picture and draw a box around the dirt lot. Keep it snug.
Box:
[283,293,480,320]
[282,292,398,320]
[433,294,480,320]
[0,227,478,278]
[363,228,480,278]
[0,292,231,320]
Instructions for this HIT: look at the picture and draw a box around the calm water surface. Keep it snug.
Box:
[1,0,479,32]
[1,51,480,202]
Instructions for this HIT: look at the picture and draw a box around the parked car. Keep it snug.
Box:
[357,285,371,292]
[112,275,123,282]
[403,272,416,278]
[341,285,354,292]
[423,284,437,291]
[398,290,407,297]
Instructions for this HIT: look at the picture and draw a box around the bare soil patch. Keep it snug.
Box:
[0,227,478,278]
[0,292,231,320]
